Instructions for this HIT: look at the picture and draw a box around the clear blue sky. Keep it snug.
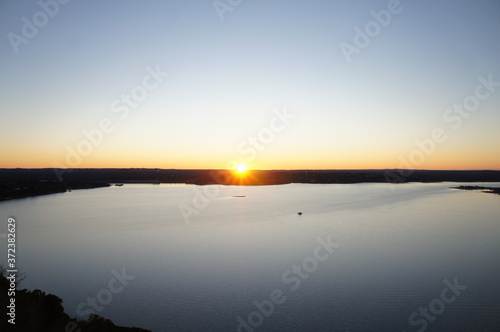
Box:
[1,0,499,169]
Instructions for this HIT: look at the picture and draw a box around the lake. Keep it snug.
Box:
[1,182,500,331]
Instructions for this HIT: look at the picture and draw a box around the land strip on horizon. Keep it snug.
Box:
[1,168,500,201]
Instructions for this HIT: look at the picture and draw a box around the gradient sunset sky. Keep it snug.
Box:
[1,0,499,170]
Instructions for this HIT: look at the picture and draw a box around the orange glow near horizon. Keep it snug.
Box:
[1,146,500,171]
[1,156,500,171]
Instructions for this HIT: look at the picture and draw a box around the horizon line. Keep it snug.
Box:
[2,167,500,172]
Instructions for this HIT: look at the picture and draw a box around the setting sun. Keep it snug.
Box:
[235,163,248,173]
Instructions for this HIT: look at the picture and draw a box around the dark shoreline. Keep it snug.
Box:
[452,185,500,195]
[0,181,110,202]
[1,168,500,201]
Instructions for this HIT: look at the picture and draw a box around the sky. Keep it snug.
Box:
[1,0,499,170]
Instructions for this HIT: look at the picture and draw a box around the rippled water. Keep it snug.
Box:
[1,182,499,331]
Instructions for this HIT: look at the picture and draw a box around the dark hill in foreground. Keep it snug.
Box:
[0,267,150,332]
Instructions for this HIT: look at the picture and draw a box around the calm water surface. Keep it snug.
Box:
[1,183,499,331]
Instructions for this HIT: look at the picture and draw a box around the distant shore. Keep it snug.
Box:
[452,185,500,195]
[1,168,500,201]
[0,181,110,202]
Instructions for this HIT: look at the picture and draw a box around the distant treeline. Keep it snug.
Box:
[1,168,500,201]
[2,168,500,185]
[0,180,110,201]
[452,185,500,195]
